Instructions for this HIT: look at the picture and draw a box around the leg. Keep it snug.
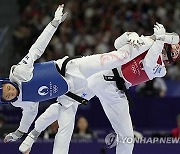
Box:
[75,50,130,78]
[19,103,60,153]
[53,103,78,154]
[89,73,134,154]
[101,99,134,154]
[35,103,60,132]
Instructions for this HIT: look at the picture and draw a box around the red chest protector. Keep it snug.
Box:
[121,51,162,86]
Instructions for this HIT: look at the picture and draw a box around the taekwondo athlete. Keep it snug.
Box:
[2,4,142,144]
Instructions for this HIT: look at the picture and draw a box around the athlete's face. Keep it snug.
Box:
[2,83,18,101]
[162,43,180,63]
[171,44,180,60]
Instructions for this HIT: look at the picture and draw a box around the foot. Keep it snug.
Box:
[19,132,36,153]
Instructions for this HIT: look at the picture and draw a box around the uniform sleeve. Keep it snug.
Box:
[144,63,167,79]
[143,39,167,79]
[27,22,58,62]
[11,22,59,82]
[12,101,39,133]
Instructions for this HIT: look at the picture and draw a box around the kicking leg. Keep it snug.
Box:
[19,103,60,153]
[74,50,130,78]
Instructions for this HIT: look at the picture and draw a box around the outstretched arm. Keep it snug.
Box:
[21,4,67,64]
[10,4,67,82]
[4,101,39,143]
[22,5,67,65]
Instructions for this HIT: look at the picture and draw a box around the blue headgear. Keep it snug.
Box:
[0,78,19,104]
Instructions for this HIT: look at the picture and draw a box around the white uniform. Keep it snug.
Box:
[8,19,136,135]
[20,32,180,154]
[86,35,169,154]
[85,33,179,154]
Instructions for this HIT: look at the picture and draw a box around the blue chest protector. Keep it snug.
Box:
[22,61,68,102]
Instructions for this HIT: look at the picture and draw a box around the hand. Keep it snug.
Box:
[127,32,144,48]
[54,4,68,23]
[19,131,36,154]
[4,130,24,143]
[153,22,166,41]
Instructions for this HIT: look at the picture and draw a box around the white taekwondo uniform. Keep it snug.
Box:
[18,22,179,154]
[9,21,132,135]
[20,31,179,154]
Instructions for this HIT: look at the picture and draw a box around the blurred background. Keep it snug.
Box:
[0,0,180,153]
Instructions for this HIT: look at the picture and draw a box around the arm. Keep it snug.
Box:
[11,5,67,82]
[143,38,167,79]
[143,39,165,69]
[4,101,39,143]
[17,103,39,133]
[142,23,177,79]
[143,23,179,79]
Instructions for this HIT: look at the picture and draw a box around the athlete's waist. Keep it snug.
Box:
[104,68,132,89]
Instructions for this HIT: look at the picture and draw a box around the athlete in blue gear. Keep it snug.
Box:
[2,4,141,143]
